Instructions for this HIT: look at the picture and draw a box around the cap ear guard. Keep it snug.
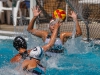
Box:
[13,36,27,51]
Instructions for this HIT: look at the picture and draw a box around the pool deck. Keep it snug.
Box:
[0,24,25,31]
[0,24,28,39]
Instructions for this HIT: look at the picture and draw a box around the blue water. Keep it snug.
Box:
[0,40,17,67]
[0,38,100,75]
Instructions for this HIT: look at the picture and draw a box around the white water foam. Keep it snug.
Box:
[64,37,94,54]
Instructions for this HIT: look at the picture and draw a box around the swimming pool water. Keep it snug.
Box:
[0,39,100,75]
[0,40,17,67]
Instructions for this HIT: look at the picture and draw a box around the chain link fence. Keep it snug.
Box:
[35,0,100,40]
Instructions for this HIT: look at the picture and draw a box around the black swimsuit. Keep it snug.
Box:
[45,34,64,53]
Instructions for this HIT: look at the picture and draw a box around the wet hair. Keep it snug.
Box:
[13,36,27,51]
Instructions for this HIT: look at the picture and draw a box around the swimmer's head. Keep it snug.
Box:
[29,46,44,60]
[48,19,59,27]
[48,19,62,33]
[13,36,27,51]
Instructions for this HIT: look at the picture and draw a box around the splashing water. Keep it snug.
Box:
[27,32,44,49]
[0,63,24,75]
[0,63,32,75]
[64,37,95,54]
[64,17,94,54]
[72,21,76,39]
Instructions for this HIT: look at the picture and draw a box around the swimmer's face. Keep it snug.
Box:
[49,19,62,33]
[49,24,55,33]
[49,19,58,33]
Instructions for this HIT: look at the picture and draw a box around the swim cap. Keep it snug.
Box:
[29,46,44,60]
[13,36,27,51]
[48,19,58,27]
